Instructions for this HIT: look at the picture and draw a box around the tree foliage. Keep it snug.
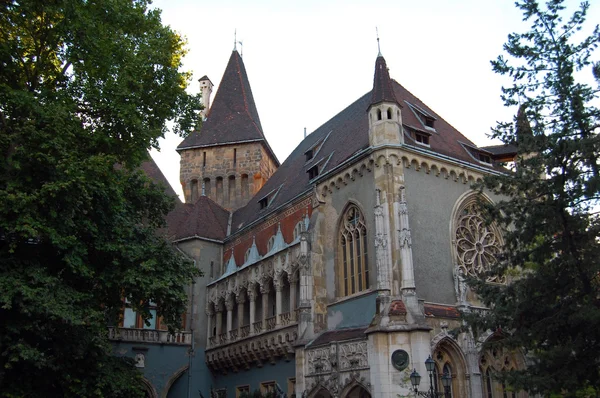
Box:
[0,0,201,396]
[465,1,600,396]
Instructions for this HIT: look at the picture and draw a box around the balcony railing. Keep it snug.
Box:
[266,316,276,331]
[229,329,238,340]
[218,332,228,345]
[253,320,263,334]
[108,327,192,345]
[279,311,292,326]
[240,325,250,338]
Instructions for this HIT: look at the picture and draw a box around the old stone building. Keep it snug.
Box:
[109,48,527,398]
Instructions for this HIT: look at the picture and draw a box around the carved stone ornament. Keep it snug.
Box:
[454,202,505,283]
[134,353,145,368]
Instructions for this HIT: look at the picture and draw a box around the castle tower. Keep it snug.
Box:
[198,75,213,120]
[368,55,403,146]
[177,50,279,210]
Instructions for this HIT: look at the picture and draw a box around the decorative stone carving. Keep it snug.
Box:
[307,347,331,374]
[454,200,504,283]
[225,295,235,312]
[374,190,391,292]
[134,353,145,368]
[338,341,368,370]
[397,186,416,291]
[453,265,468,305]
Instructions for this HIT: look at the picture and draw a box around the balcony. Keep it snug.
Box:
[205,322,298,374]
[108,327,192,345]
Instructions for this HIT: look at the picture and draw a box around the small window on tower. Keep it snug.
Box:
[308,165,319,180]
[233,148,237,166]
[203,152,206,167]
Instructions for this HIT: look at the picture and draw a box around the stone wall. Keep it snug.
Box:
[179,142,278,210]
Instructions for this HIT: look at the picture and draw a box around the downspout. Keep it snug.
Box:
[175,245,196,398]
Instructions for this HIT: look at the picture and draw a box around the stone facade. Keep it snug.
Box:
[179,142,277,210]
[122,50,530,398]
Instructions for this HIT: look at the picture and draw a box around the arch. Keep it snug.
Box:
[450,190,505,284]
[340,380,371,398]
[190,179,199,203]
[306,385,333,398]
[377,109,382,121]
[241,173,249,200]
[336,201,369,297]
[203,177,211,198]
[215,176,224,203]
[161,365,188,398]
[432,335,469,398]
[479,334,528,398]
[227,175,236,205]
[386,107,392,120]
[140,378,158,398]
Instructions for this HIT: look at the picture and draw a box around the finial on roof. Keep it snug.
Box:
[234,29,237,51]
[376,27,382,57]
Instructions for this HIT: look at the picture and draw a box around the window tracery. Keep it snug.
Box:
[453,195,504,284]
[338,205,369,296]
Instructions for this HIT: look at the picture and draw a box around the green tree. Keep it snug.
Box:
[0,0,201,396]
[465,0,600,396]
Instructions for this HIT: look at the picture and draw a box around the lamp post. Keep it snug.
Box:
[409,355,452,398]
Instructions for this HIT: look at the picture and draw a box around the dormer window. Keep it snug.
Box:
[424,116,435,129]
[415,132,430,146]
[479,153,493,164]
[305,149,314,162]
[259,197,269,209]
[308,165,319,180]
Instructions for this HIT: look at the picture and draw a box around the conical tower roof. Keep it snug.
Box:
[178,50,269,151]
[370,55,400,107]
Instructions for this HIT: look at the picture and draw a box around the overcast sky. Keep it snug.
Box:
[148,0,600,199]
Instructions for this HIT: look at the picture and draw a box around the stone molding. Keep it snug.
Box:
[304,339,371,397]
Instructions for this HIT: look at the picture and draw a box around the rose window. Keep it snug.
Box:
[455,203,504,283]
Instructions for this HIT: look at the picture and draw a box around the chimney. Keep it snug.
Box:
[198,75,214,119]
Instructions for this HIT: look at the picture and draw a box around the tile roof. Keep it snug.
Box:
[307,327,368,347]
[423,303,461,319]
[481,144,518,157]
[165,196,230,242]
[177,50,266,150]
[140,157,180,202]
[230,71,498,234]
[371,55,399,106]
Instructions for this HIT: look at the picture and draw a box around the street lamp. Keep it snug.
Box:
[409,355,452,397]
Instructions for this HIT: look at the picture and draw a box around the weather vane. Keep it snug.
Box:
[376,27,381,56]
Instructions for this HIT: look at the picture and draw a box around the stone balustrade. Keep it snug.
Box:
[229,329,238,340]
[206,324,298,374]
[218,332,228,345]
[253,320,263,335]
[240,325,250,338]
[107,327,192,345]
[279,311,292,326]
[266,315,276,331]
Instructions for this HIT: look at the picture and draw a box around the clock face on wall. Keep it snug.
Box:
[391,349,410,371]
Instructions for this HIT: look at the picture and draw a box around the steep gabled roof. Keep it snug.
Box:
[140,157,180,202]
[166,196,230,242]
[231,78,500,234]
[370,55,400,107]
[177,50,266,150]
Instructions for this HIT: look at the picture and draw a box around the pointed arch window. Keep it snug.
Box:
[338,205,369,296]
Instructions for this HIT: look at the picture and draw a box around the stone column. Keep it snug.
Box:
[225,295,234,333]
[274,278,283,326]
[248,284,257,335]
[398,186,416,293]
[289,274,298,321]
[261,283,270,330]
[206,306,214,346]
[215,301,224,336]
[236,292,246,330]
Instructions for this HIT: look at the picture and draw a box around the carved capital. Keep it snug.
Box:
[225,295,235,312]
[247,284,258,302]
[236,291,247,304]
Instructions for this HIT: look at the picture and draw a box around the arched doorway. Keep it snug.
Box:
[343,385,371,398]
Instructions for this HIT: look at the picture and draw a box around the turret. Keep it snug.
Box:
[198,75,213,120]
[368,55,403,146]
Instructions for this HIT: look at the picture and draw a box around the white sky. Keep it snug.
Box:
[148,0,599,199]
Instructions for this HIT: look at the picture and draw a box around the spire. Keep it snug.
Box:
[177,50,269,151]
[370,55,400,107]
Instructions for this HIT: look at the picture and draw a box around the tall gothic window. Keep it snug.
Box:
[338,205,369,296]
